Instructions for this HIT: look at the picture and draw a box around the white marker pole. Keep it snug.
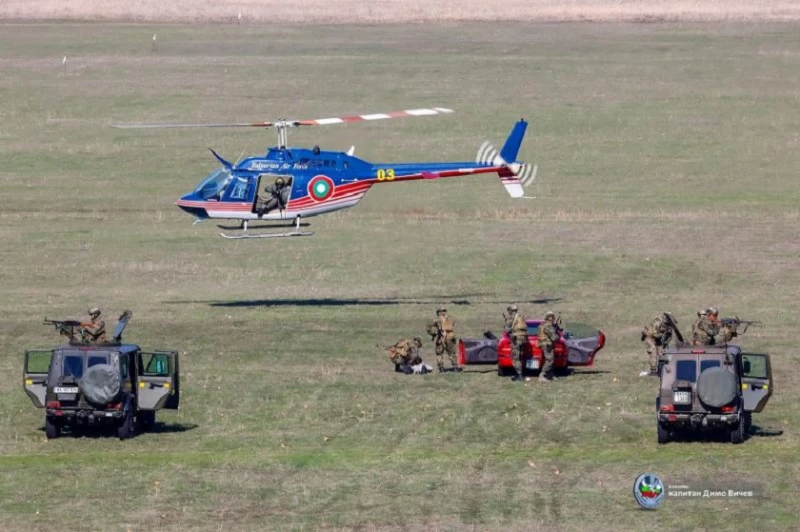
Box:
[238,9,242,24]
[152,33,157,51]
[62,55,67,75]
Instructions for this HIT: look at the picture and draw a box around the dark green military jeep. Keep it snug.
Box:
[656,345,772,444]
[23,313,180,440]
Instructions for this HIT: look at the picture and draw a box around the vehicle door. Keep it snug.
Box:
[23,349,52,408]
[563,324,606,366]
[136,350,180,410]
[740,353,772,412]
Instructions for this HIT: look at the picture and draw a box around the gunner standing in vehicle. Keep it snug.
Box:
[693,307,721,346]
[82,307,106,344]
[538,311,559,382]
[256,177,289,215]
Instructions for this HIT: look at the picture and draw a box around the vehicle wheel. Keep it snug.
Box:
[498,366,510,377]
[117,410,135,440]
[139,411,156,432]
[730,416,746,444]
[45,417,61,440]
[657,422,670,444]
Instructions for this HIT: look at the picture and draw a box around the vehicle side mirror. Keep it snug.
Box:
[564,332,573,339]
[743,360,751,374]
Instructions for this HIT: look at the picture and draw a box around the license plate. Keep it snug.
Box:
[673,391,691,405]
[525,360,540,370]
[54,387,78,394]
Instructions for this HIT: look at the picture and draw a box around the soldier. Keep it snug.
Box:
[506,305,529,382]
[693,307,721,346]
[385,337,424,374]
[82,307,106,344]
[640,312,677,376]
[538,311,559,382]
[691,309,707,339]
[256,177,289,215]
[427,306,460,373]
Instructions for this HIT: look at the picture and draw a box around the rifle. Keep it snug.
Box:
[721,317,762,335]
[663,313,685,345]
[43,318,90,342]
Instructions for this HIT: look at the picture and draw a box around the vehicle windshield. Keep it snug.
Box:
[194,168,232,200]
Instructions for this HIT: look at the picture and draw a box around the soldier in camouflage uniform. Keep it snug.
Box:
[256,177,289,215]
[641,312,677,376]
[538,311,559,382]
[82,307,106,345]
[693,307,721,346]
[505,305,529,382]
[691,309,707,340]
[427,306,460,373]
[385,337,424,374]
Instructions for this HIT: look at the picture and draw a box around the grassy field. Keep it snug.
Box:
[0,22,799,531]
[3,1,800,23]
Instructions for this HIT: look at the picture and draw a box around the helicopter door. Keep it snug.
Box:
[252,174,293,218]
[24,349,52,408]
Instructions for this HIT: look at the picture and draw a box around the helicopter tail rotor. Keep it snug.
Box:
[476,120,536,199]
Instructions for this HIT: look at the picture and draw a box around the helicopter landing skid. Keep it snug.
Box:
[220,230,314,239]
[219,217,312,239]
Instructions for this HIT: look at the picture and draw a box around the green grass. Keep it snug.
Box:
[1,22,799,531]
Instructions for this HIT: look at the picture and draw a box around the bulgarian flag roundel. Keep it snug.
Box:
[308,175,334,202]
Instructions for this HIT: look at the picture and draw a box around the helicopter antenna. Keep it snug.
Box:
[112,108,454,147]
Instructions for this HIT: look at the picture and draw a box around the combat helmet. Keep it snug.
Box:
[436,306,447,314]
[413,336,423,347]
[707,307,719,316]
[275,177,285,186]
[507,305,518,313]
[88,307,101,317]
[544,311,556,321]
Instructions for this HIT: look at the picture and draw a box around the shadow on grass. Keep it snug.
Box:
[166,296,565,309]
[664,423,783,444]
[40,422,198,440]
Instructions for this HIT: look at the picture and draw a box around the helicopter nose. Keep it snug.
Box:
[175,193,209,218]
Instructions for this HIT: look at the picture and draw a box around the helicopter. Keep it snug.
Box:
[114,108,536,239]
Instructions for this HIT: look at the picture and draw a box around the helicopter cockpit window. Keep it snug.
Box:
[228,176,251,200]
[194,168,232,200]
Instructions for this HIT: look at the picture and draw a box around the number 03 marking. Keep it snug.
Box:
[376,168,395,181]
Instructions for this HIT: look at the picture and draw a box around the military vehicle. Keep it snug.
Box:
[656,344,772,444]
[23,312,180,440]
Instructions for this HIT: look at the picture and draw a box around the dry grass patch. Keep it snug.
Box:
[3,1,800,23]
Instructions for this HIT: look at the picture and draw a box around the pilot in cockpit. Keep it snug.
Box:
[256,177,290,215]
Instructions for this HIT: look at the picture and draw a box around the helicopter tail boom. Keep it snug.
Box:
[476,119,534,198]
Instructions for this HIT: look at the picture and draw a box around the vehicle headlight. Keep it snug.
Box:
[673,390,692,405]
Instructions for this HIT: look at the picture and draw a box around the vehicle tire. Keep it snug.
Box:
[117,410,135,440]
[730,415,746,444]
[657,422,670,444]
[45,417,61,440]
[498,365,510,377]
[743,412,752,434]
[697,367,737,408]
[139,411,156,432]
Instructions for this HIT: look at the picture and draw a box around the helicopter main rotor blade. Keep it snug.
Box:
[295,107,453,126]
[112,122,275,129]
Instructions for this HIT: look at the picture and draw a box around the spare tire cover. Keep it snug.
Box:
[697,366,737,407]
[79,364,122,405]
